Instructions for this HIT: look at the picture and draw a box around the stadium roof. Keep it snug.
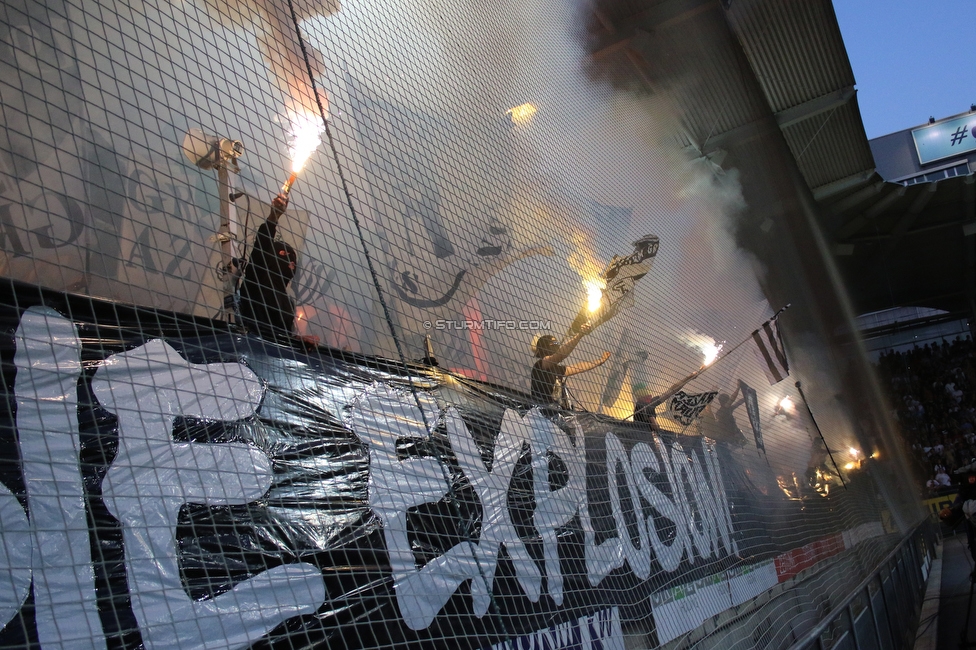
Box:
[588,0,975,321]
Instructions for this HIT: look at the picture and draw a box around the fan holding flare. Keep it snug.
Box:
[531,322,611,405]
[237,109,324,346]
[237,192,319,348]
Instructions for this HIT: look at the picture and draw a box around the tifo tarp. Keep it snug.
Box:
[0,280,896,649]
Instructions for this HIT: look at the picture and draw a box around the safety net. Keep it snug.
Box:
[0,0,924,648]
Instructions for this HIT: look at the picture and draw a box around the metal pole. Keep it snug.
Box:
[847,603,861,650]
[963,523,976,648]
[216,163,238,322]
[877,570,899,648]
[865,585,885,650]
[795,380,847,489]
[688,303,793,382]
[785,523,925,650]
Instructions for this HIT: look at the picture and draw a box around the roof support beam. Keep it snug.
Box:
[834,185,906,240]
[825,180,885,215]
[775,86,856,128]
[873,182,938,262]
[845,218,970,242]
[701,117,778,154]
[591,0,718,58]
[812,169,877,202]
[702,86,856,158]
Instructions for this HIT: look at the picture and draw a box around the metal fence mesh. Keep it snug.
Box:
[0,0,923,648]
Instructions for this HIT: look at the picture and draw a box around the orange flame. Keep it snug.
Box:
[507,103,538,126]
[567,230,605,311]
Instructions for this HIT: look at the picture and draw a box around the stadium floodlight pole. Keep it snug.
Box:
[182,129,244,322]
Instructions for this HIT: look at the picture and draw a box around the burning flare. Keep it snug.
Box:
[585,278,605,313]
[289,111,324,173]
[682,331,723,366]
[507,103,537,126]
[701,341,723,365]
[567,230,606,314]
[280,111,324,195]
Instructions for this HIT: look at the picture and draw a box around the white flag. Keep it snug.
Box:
[563,235,659,341]
[753,318,789,385]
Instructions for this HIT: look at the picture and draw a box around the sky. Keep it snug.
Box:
[834,0,975,139]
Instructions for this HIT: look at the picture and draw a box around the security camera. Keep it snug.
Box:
[182,128,243,171]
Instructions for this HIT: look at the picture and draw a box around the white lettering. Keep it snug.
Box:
[688,452,718,555]
[526,409,585,605]
[486,607,623,650]
[0,481,31,631]
[449,407,541,612]
[630,442,684,573]
[348,386,481,631]
[670,442,709,561]
[702,443,738,555]
[95,339,324,649]
[606,433,651,580]
[582,434,623,586]
[2,313,746,642]
[329,390,738,629]
[15,307,105,649]
[655,438,694,563]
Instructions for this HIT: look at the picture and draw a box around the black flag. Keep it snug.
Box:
[564,235,659,341]
[739,380,764,452]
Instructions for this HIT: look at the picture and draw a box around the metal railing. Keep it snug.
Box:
[787,519,939,650]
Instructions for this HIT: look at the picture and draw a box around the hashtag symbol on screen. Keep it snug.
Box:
[950,125,969,146]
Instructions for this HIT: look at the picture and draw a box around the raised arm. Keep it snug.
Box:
[253,193,288,255]
[645,365,706,408]
[729,384,744,409]
[540,322,592,368]
[565,351,611,377]
[268,193,288,225]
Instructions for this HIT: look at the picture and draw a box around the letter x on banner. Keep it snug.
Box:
[752,317,789,385]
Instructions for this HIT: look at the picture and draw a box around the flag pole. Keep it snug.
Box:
[794,380,848,490]
[622,304,791,421]
[698,303,792,379]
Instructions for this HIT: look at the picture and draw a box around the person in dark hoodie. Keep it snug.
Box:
[239,193,316,345]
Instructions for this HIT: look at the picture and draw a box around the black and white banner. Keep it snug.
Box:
[667,390,719,427]
[565,236,659,339]
[0,280,869,650]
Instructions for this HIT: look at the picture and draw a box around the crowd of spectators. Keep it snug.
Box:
[875,336,976,496]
